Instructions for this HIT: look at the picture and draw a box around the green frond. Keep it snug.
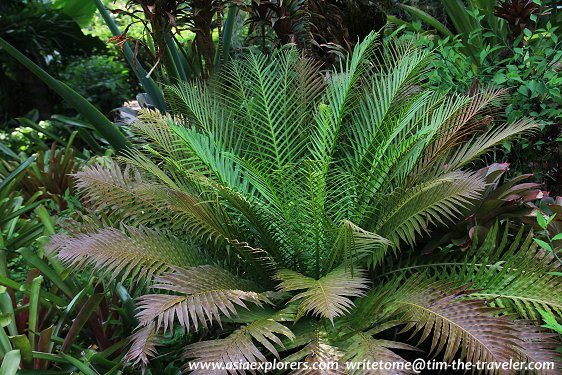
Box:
[138,266,273,333]
[414,88,508,176]
[183,317,295,373]
[385,224,562,321]
[219,48,323,172]
[370,171,486,248]
[309,31,380,164]
[444,118,538,171]
[325,220,391,273]
[466,232,562,320]
[49,227,204,283]
[275,268,369,322]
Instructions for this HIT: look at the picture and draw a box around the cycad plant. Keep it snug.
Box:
[49,33,560,372]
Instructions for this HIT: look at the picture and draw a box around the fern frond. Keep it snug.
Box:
[138,266,273,332]
[275,268,369,322]
[50,227,204,282]
[184,318,295,374]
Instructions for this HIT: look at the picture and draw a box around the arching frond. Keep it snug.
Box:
[275,268,369,322]
[184,318,295,374]
[413,88,508,176]
[309,31,380,164]
[138,266,273,333]
[444,118,538,171]
[325,220,391,272]
[74,161,159,224]
[385,225,562,321]
[218,48,324,172]
[393,280,527,366]
[371,171,486,248]
[49,227,204,283]
[124,323,159,370]
[514,323,560,374]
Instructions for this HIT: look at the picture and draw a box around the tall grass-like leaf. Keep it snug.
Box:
[0,37,130,152]
[0,350,21,375]
[399,4,454,38]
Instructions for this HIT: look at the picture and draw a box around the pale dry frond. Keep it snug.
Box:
[394,281,528,371]
[137,266,273,333]
[341,333,418,375]
[50,227,204,282]
[183,318,295,374]
[124,323,160,371]
[275,268,369,322]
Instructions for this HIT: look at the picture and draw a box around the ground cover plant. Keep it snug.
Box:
[47,33,561,373]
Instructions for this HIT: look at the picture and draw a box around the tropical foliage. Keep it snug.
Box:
[48,33,560,372]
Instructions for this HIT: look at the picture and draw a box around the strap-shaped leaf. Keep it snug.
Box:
[184,318,295,374]
[50,227,204,282]
[138,266,272,332]
[275,268,369,322]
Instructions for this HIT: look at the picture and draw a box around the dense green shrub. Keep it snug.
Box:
[59,54,134,115]
[393,15,562,191]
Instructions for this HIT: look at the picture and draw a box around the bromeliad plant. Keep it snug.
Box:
[49,33,560,372]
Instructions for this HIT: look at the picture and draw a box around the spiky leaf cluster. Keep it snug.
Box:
[48,33,560,373]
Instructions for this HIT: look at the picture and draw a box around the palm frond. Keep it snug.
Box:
[385,224,562,320]
[285,330,345,375]
[413,88,508,176]
[341,333,418,375]
[310,31,380,164]
[184,318,295,374]
[514,323,560,373]
[444,118,538,171]
[370,171,486,249]
[49,227,204,283]
[220,48,323,171]
[325,220,391,273]
[74,161,158,224]
[124,323,159,369]
[275,268,369,322]
[393,280,526,365]
[138,266,273,333]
